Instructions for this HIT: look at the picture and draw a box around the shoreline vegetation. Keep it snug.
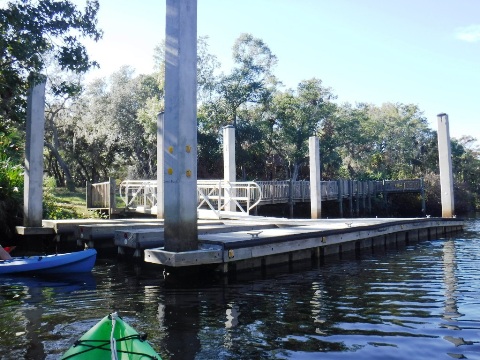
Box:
[1,2,479,242]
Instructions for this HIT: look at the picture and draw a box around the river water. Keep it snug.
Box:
[1,218,479,360]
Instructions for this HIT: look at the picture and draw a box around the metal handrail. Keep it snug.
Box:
[197,180,262,216]
[94,178,423,213]
[119,180,157,209]
[118,179,262,215]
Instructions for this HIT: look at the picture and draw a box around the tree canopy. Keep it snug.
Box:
[0,0,102,239]
[0,0,102,128]
[2,17,480,229]
[40,32,480,214]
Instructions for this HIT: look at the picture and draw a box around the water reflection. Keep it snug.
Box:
[310,281,327,335]
[0,273,96,295]
[442,239,460,322]
[225,303,240,328]
[0,273,96,359]
[1,227,480,359]
[162,290,201,359]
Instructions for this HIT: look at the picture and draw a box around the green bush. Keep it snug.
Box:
[0,138,24,240]
[0,164,23,243]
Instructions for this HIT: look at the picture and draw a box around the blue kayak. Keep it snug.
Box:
[0,249,97,275]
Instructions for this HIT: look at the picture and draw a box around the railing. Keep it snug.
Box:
[378,179,423,193]
[197,180,262,216]
[86,178,423,215]
[86,178,116,211]
[255,179,422,205]
[115,179,262,216]
[119,180,157,210]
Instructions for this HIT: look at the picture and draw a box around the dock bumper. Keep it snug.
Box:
[16,226,55,236]
[144,244,223,267]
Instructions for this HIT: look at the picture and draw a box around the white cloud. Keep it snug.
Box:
[455,25,480,43]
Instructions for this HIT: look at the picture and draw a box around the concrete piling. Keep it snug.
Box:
[309,136,321,219]
[163,0,198,251]
[437,113,455,218]
[223,125,236,212]
[24,80,46,227]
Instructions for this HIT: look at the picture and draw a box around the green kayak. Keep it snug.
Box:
[62,313,161,359]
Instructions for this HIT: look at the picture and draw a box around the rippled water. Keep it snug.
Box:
[1,219,480,359]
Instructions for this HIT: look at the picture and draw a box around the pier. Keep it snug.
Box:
[143,216,463,273]
[25,215,463,276]
[13,0,462,281]
[86,178,425,218]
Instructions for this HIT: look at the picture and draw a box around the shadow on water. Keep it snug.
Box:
[0,272,96,359]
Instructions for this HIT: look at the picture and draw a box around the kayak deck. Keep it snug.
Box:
[62,313,161,359]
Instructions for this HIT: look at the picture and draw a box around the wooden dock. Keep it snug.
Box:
[17,215,463,271]
[144,216,464,274]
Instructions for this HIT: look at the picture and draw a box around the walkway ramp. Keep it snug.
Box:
[86,178,425,217]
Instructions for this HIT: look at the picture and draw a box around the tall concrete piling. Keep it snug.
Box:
[163,0,198,251]
[223,125,236,212]
[157,111,165,219]
[437,113,455,218]
[309,136,321,219]
[24,80,46,227]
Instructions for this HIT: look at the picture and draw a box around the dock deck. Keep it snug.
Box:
[144,216,464,273]
[17,215,463,272]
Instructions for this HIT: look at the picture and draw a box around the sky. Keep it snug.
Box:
[73,0,480,143]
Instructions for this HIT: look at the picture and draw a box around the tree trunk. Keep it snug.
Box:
[44,142,75,190]
[292,163,300,182]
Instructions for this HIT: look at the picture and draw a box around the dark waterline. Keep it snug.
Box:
[1,219,480,360]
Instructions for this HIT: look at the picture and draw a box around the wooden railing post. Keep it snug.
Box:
[348,180,353,217]
[355,180,360,217]
[271,181,275,204]
[383,180,388,214]
[421,178,426,215]
[288,178,294,218]
[86,181,92,209]
[337,179,343,217]
[368,181,372,215]
[301,180,306,202]
[109,177,116,216]
[361,181,366,216]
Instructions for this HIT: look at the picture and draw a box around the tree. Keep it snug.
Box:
[0,127,23,239]
[450,136,480,211]
[270,78,337,180]
[330,102,434,180]
[43,58,85,190]
[47,67,165,185]
[200,33,278,133]
[196,34,279,179]
[59,76,121,183]
[0,0,102,128]
[0,0,102,239]
[323,103,372,179]
[364,103,432,179]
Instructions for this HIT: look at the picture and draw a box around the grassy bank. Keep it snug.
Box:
[44,186,94,219]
